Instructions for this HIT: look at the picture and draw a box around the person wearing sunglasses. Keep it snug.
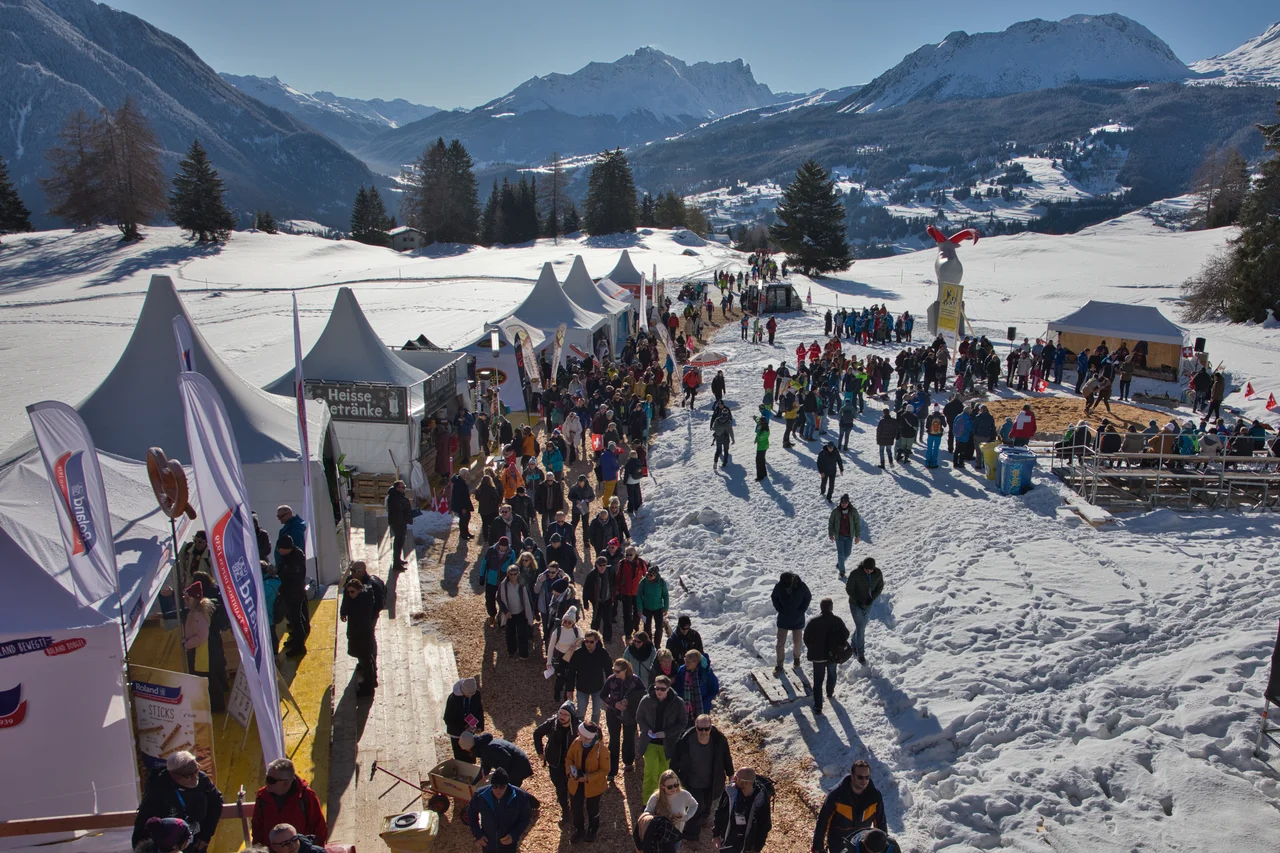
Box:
[811,759,886,853]
[250,758,327,845]
[636,675,689,801]
[712,768,774,853]
[131,751,222,852]
[644,769,699,839]
[267,823,324,853]
[669,714,732,842]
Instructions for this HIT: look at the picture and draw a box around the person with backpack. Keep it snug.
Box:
[811,759,887,852]
[711,407,735,470]
[837,398,857,451]
[844,828,903,853]
[713,768,774,853]
[952,406,975,469]
[845,558,883,666]
[534,700,580,825]
[923,404,947,468]
[771,571,811,675]
[803,599,850,715]
[875,408,898,469]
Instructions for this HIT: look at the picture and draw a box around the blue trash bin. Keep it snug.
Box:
[997,447,1036,495]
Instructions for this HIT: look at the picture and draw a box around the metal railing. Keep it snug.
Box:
[1045,441,1280,511]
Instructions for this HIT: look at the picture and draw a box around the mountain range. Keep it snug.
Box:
[1190,21,1280,84]
[0,0,377,229]
[219,74,441,153]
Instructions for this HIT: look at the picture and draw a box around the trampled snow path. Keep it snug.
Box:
[629,313,1280,852]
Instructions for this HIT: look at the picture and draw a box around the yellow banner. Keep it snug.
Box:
[938,283,963,336]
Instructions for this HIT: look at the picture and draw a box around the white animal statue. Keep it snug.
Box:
[925,225,979,337]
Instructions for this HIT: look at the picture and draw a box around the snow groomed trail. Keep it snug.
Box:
[629,309,1280,852]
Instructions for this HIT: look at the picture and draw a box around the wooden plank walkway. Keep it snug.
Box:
[328,506,457,849]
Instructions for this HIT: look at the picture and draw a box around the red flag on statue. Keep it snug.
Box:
[1244,381,1256,399]
[1268,393,1278,412]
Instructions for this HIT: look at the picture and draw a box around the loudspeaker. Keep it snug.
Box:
[1194,337,1206,353]
[1007,326,1016,342]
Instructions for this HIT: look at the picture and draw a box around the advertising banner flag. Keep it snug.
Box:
[639,273,648,331]
[937,283,964,352]
[26,401,118,606]
[173,315,197,373]
[177,372,284,762]
[291,294,318,561]
[549,323,567,386]
[508,324,543,394]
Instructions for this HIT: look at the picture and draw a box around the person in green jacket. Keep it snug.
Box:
[637,564,670,647]
[755,417,770,481]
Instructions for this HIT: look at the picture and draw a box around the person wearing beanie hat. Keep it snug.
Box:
[544,525,578,577]
[444,677,485,762]
[144,817,192,853]
[850,827,900,853]
[565,720,608,841]
[845,558,883,667]
[534,700,581,823]
[468,764,533,853]
[132,752,223,850]
[536,563,578,649]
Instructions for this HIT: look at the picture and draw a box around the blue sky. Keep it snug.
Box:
[106,0,1278,108]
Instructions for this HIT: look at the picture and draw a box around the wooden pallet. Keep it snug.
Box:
[750,667,811,705]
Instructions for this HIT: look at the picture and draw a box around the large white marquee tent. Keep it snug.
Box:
[562,255,630,353]
[505,262,606,364]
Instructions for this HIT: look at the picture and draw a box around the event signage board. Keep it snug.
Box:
[305,380,408,424]
[423,365,457,417]
[130,665,216,781]
[938,282,964,350]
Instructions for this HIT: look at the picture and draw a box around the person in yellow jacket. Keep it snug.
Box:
[782,400,801,449]
[501,464,524,501]
[565,721,608,842]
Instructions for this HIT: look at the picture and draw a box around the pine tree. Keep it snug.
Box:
[770,159,852,276]
[639,193,655,227]
[480,180,501,246]
[254,209,278,234]
[562,203,580,234]
[541,153,565,241]
[1224,104,1280,322]
[169,139,236,242]
[350,186,370,239]
[350,185,392,246]
[0,154,33,235]
[402,138,479,245]
[583,148,638,235]
[1209,149,1250,228]
[98,98,167,240]
[654,190,686,229]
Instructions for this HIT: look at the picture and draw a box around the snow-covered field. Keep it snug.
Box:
[3,218,1280,851]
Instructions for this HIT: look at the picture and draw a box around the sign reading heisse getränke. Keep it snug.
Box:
[304,381,408,424]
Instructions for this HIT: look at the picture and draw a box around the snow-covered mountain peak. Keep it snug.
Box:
[1190,22,1280,84]
[840,13,1191,113]
[482,48,785,120]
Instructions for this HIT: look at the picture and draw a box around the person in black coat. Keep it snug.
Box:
[771,572,811,674]
[132,755,223,850]
[340,577,378,698]
[666,614,705,660]
[533,700,580,822]
[252,512,271,562]
[581,556,618,643]
[450,472,474,540]
[803,598,849,715]
[544,532,579,578]
[459,731,534,788]
[443,677,485,762]
[874,409,898,469]
[534,473,566,540]
[670,717,734,841]
[385,480,415,572]
[491,505,530,547]
[475,475,502,545]
[816,442,844,502]
[587,509,619,556]
[276,536,309,658]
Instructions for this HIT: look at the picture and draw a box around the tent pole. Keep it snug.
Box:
[169,516,190,673]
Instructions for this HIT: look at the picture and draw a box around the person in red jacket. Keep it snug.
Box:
[1010,404,1037,447]
[762,365,778,408]
[616,546,648,639]
[765,316,778,345]
[251,758,327,845]
[808,341,821,364]
[796,343,807,369]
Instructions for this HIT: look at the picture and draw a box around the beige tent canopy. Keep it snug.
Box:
[1046,300,1187,370]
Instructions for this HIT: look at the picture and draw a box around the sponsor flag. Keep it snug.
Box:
[173,315,197,373]
[638,273,648,331]
[508,324,542,394]
[1268,393,1278,412]
[26,401,119,606]
[1245,381,1256,399]
[290,294,318,561]
[177,372,284,762]
[549,323,567,387]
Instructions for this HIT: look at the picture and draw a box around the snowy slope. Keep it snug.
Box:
[219,73,440,152]
[485,47,786,120]
[840,14,1191,113]
[1190,22,1280,84]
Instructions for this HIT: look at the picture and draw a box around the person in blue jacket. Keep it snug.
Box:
[274,505,307,567]
[1074,349,1090,394]
[1053,345,1066,384]
[468,767,533,853]
[672,649,720,717]
[599,440,622,504]
[952,407,975,470]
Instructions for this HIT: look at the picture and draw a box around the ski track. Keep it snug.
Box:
[631,312,1280,852]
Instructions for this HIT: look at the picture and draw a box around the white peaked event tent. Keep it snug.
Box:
[2,274,342,584]
[265,287,428,477]
[599,250,641,302]
[453,321,545,413]
[562,255,630,352]
[506,262,607,364]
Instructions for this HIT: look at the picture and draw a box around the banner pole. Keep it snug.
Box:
[1256,697,1271,757]
[169,516,191,672]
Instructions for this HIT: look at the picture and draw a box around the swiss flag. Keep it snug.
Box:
[1268,393,1278,412]
[1245,381,1256,399]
